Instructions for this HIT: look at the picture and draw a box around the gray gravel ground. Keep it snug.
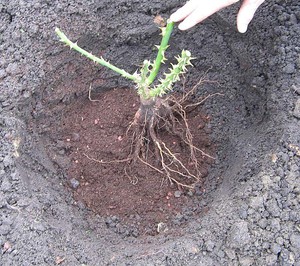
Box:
[1,0,299,265]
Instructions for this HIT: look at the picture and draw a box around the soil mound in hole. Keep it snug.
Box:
[52,88,214,235]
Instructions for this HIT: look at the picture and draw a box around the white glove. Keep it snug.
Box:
[170,0,266,33]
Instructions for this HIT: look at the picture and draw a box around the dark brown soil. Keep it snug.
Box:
[2,1,299,265]
[57,87,214,235]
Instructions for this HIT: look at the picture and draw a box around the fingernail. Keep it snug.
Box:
[170,13,179,22]
[178,22,188,31]
[238,23,248,33]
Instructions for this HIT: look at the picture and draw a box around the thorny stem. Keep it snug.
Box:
[147,21,174,86]
[55,28,140,82]
[55,22,192,101]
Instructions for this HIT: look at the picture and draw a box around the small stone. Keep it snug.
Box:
[271,243,282,254]
[10,172,19,181]
[258,218,268,229]
[30,222,46,232]
[270,218,281,232]
[0,69,6,79]
[238,205,248,219]
[174,190,182,198]
[239,256,254,266]
[187,191,193,197]
[227,221,251,248]
[184,241,199,254]
[261,175,272,188]
[205,240,215,252]
[290,234,300,249]
[276,167,285,177]
[293,84,300,95]
[0,197,7,208]
[72,133,80,141]
[17,198,30,207]
[3,155,13,167]
[249,196,264,209]
[111,216,118,222]
[69,178,80,189]
[131,229,139,238]
[157,222,168,233]
[6,62,22,75]
[293,99,300,119]
[266,199,281,217]
[265,254,278,266]
[0,224,11,235]
[276,236,284,245]
[1,177,11,192]
[283,63,295,74]
[217,250,225,258]
[173,213,184,225]
[224,249,236,260]
[3,241,13,254]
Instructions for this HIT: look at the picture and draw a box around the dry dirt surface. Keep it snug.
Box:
[1,0,300,265]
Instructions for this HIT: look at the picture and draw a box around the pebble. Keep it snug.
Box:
[69,178,80,189]
[187,191,193,197]
[265,254,278,265]
[1,177,11,192]
[239,256,254,266]
[3,155,13,167]
[30,222,47,232]
[205,240,215,252]
[265,199,281,217]
[290,234,300,249]
[270,218,281,232]
[0,69,7,79]
[157,222,168,233]
[238,205,248,219]
[224,248,236,260]
[283,63,295,74]
[0,224,11,236]
[271,243,282,254]
[72,132,80,141]
[6,63,22,75]
[276,236,284,245]
[293,84,300,95]
[258,218,268,229]
[174,190,182,198]
[17,198,30,207]
[293,98,300,119]
[217,249,225,258]
[227,221,251,248]
[276,167,285,177]
[249,196,264,210]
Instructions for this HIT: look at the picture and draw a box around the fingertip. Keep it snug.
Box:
[169,12,181,23]
[178,22,190,31]
[169,14,175,22]
[238,23,248,33]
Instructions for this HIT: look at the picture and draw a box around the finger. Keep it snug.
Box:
[170,0,200,22]
[176,0,240,30]
[237,0,265,33]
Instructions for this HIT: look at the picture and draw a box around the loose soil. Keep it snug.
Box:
[1,0,299,265]
[55,87,214,235]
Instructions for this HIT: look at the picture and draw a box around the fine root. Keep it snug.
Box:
[125,93,214,189]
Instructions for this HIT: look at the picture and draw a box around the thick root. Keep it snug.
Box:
[128,96,209,189]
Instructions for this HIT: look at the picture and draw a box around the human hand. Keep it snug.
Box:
[170,0,266,33]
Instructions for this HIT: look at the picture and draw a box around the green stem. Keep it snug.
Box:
[147,21,174,86]
[55,28,139,82]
